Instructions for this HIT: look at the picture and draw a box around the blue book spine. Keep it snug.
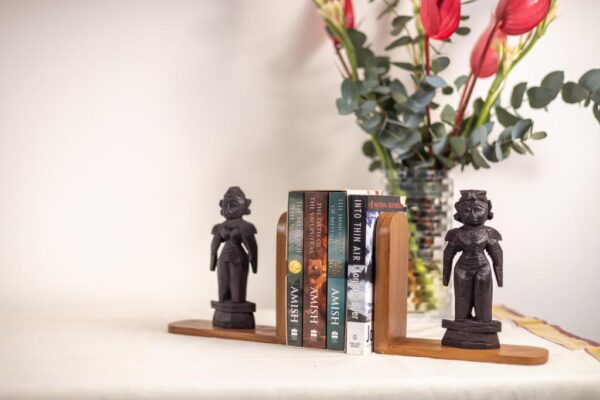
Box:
[326,192,346,351]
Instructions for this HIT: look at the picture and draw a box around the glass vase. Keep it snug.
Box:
[391,169,454,315]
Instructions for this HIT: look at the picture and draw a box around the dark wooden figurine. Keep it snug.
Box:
[210,187,258,329]
[441,190,503,349]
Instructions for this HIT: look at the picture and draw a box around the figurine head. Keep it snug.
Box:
[220,186,251,219]
[454,190,493,226]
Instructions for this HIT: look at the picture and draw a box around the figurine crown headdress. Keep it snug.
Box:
[459,190,488,202]
[454,189,493,222]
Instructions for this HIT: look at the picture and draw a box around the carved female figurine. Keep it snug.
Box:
[210,187,258,304]
[443,190,503,322]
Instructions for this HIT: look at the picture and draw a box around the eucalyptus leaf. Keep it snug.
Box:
[360,100,377,113]
[454,75,468,90]
[527,87,555,109]
[456,27,471,35]
[531,131,547,140]
[336,97,354,115]
[363,140,376,157]
[511,82,527,109]
[442,86,454,95]
[423,75,448,89]
[431,57,450,73]
[467,123,491,147]
[430,122,446,139]
[562,82,589,104]
[592,88,600,104]
[495,141,504,161]
[471,148,490,169]
[441,105,455,126]
[369,160,382,171]
[522,141,534,155]
[510,142,527,155]
[373,86,391,95]
[496,106,520,127]
[593,104,600,123]
[541,70,564,100]
[449,136,466,156]
[436,155,455,169]
[341,79,357,100]
[348,29,367,48]
[578,69,600,94]
[511,119,532,139]
[392,62,417,72]
[385,36,412,51]
[391,15,412,35]
[359,114,383,133]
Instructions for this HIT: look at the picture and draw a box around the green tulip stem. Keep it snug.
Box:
[473,7,557,130]
[370,134,400,195]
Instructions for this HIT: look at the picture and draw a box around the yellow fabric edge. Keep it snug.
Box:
[493,305,599,361]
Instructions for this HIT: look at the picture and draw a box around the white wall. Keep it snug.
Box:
[0,0,598,341]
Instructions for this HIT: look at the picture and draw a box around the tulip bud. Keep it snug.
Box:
[420,0,461,41]
[470,23,507,78]
[315,0,354,47]
[495,0,551,35]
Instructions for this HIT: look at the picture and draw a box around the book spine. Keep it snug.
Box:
[326,192,346,351]
[346,194,406,355]
[302,191,328,349]
[345,195,369,355]
[286,191,304,346]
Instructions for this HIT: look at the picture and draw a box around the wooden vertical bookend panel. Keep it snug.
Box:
[373,212,549,365]
[275,212,288,344]
[374,212,409,354]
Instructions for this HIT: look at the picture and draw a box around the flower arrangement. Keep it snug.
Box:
[314,0,600,196]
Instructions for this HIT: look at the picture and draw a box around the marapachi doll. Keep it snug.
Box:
[210,187,258,329]
[441,190,504,349]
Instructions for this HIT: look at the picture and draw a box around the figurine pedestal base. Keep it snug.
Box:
[211,301,256,329]
[441,319,501,349]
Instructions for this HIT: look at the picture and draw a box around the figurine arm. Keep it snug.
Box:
[443,230,459,287]
[243,234,258,274]
[486,227,503,287]
[210,226,222,271]
[443,243,459,287]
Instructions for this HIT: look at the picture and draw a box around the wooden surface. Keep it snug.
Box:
[168,319,281,344]
[372,212,549,365]
[378,337,549,365]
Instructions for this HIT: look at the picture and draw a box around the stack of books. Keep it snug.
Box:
[286,190,406,355]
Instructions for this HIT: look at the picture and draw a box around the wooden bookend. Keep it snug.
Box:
[167,212,288,345]
[373,212,549,365]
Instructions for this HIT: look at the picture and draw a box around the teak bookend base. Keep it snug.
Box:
[374,212,548,365]
[168,213,288,345]
[169,211,548,365]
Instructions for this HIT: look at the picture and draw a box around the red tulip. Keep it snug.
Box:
[327,0,355,47]
[495,0,551,35]
[420,0,461,40]
[470,23,507,78]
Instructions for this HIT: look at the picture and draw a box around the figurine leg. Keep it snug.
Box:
[474,266,493,322]
[454,267,474,320]
[230,263,249,303]
[217,259,232,302]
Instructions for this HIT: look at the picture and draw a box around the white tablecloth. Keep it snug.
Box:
[1,305,599,399]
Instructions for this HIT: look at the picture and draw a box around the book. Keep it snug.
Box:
[346,194,405,355]
[302,191,328,349]
[326,191,346,351]
[286,191,304,346]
